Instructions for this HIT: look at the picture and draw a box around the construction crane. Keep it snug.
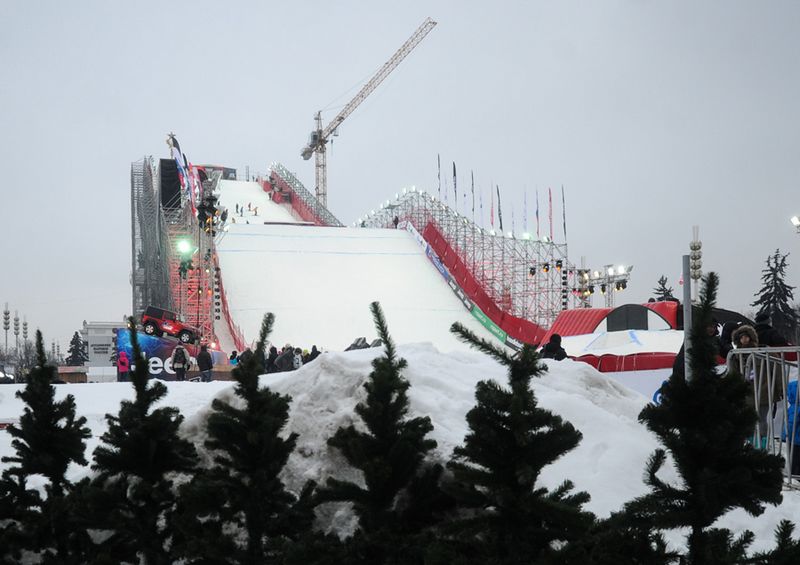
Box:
[301,17,437,209]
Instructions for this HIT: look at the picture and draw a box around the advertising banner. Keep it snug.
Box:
[470,306,507,342]
[115,329,225,379]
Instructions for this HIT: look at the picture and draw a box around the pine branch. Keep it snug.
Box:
[450,322,512,366]
[370,301,397,363]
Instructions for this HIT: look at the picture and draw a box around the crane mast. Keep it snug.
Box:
[301,17,437,208]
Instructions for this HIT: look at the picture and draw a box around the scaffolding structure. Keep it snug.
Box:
[130,157,172,317]
[359,189,577,329]
[131,158,218,344]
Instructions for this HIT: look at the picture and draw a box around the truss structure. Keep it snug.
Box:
[131,158,218,343]
[130,157,172,317]
[359,189,577,329]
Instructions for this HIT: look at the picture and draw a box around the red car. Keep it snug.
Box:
[141,306,198,344]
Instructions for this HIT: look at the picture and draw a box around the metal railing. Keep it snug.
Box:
[269,162,344,227]
[728,346,800,488]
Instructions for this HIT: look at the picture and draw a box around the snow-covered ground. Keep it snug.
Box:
[214,181,497,352]
[2,345,798,553]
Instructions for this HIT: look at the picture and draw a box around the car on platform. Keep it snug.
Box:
[141,306,198,344]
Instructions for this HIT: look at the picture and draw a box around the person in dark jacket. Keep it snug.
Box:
[307,345,321,363]
[197,345,214,382]
[540,334,567,361]
[672,319,721,378]
[170,345,190,382]
[275,345,295,372]
[753,313,789,347]
[265,346,279,373]
[238,348,254,367]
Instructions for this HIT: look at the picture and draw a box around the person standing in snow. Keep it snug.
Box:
[171,344,189,381]
[753,313,789,347]
[265,346,279,373]
[197,344,214,382]
[307,345,321,363]
[275,345,294,372]
[117,350,130,382]
[293,347,303,370]
[229,350,238,366]
[540,334,567,361]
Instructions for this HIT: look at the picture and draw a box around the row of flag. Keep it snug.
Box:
[437,154,567,241]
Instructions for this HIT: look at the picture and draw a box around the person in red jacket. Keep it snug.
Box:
[117,350,130,382]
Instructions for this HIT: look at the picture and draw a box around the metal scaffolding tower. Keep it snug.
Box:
[359,189,577,329]
[131,157,218,344]
[130,157,172,317]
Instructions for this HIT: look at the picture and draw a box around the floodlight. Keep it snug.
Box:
[542,263,551,273]
[593,271,600,278]
[176,239,192,256]
[600,284,607,294]
[521,232,531,240]
[617,265,625,275]
[556,260,563,271]
[792,215,800,227]
[607,267,615,276]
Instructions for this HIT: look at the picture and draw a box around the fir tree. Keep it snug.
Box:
[750,520,800,564]
[752,249,799,342]
[173,313,317,564]
[317,301,438,564]
[633,273,784,564]
[0,330,91,563]
[653,275,675,301]
[442,323,592,564]
[87,318,198,565]
[65,331,88,366]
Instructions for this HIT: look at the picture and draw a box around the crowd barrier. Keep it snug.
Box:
[728,346,800,488]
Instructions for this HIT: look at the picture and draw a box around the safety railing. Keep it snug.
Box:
[728,346,800,488]
[269,162,344,227]
[214,255,247,354]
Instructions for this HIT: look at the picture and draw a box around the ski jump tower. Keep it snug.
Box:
[130,154,218,345]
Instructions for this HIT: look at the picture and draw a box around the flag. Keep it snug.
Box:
[548,187,553,241]
[523,191,528,232]
[561,185,567,241]
[535,189,540,238]
[490,183,494,228]
[471,170,475,222]
[479,185,484,227]
[437,154,441,200]
[453,162,457,212]
[497,185,504,231]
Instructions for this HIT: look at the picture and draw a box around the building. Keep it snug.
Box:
[80,320,123,367]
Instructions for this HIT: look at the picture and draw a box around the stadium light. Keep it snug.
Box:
[176,239,192,256]
[792,215,800,232]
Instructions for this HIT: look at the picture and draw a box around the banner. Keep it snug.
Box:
[115,329,225,378]
[470,306,508,342]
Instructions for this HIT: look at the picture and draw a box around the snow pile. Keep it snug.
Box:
[2,344,799,552]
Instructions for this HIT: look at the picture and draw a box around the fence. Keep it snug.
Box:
[728,346,800,488]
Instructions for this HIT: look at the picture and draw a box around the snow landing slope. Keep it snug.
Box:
[215,179,496,352]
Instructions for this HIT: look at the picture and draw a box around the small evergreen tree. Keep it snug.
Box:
[0,330,91,563]
[174,313,318,563]
[752,249,799,342]
[653,275,675,301]
[87,318,198,564]
[750,520,800,564]
[65,331,88,366]
[633,273,785,564]
[317,301,438,564]
[442,323,592,564]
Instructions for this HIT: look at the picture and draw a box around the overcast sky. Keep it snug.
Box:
[1,0,798,350]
